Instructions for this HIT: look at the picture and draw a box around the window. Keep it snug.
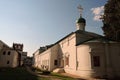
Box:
[8,51,11,55]
[7,61,10,64]
[3,51,6,55]
[93,56,100,67]
[18,45,20,49]
[54,60,58,65]
[65,57,69,66]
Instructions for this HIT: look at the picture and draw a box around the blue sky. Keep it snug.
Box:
[0,0,107,56]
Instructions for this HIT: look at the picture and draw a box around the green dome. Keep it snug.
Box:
[76,17,86,23]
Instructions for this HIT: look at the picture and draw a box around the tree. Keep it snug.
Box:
[102,0,120,41]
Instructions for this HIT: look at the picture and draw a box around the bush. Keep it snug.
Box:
[42,70,51,75]
[36,68,42,72]
[31,67,36,71]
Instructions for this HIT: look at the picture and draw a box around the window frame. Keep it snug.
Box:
[54,60,58,66]
[3,51,6,55]
[8,51,11,55]
[7,61,10,64]
[93,56,100,67]
[65,56,69,66]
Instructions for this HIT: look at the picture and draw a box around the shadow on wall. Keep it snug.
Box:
[57,44,64,68]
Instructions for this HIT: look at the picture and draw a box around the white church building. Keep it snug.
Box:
[33,7,120,79]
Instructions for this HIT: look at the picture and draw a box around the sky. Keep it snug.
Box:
[0,0,107,56]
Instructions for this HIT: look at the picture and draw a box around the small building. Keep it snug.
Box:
[13,43,23,51]
[24,57,33,66]
[0,40,19,67]
[0,48,19,67]
[12,43,27,66]
[0,41,27,68]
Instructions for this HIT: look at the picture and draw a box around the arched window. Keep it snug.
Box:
[65,57,69,66]
[54,60,58,65]
[7,61,10,64]
[65,53,70,66]
[3,51,6,55]
[8,51,11,55]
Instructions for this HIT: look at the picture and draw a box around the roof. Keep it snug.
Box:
[76,17,86,23]
[54,32,74,45]
[75,30,113,46]
[38,32,74,54]
[0,40,10,48]
[41,30,107,49]
[36,30,114,54]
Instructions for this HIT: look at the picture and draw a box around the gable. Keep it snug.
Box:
[75,30,111,46]
[0,40,10,50]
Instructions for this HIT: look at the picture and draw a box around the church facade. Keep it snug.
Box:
[33,11,120,79]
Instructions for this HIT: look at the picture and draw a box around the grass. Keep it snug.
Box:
[34,67,78,80]
[0,67,78,80]
[0,67,47,80]
[50,73,78,80]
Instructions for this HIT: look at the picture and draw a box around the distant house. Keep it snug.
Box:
[33,13,120,79]
[0,48,19,67]
[0,40,19,67]
[33,44,54,68]
[12,43,27,66]
[0,41,27,67]
[24,57,33,66]
[13,43,23,51]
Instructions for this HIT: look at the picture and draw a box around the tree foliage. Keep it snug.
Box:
[102,0,120,41]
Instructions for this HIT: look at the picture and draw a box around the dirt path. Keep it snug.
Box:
[25,66,87,80]
[25,66,62,80]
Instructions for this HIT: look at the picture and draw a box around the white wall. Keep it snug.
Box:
[76,42,120,79]
[50,44,59,71]
[59,34,77,73]
[0,49,19,67]
[33,49,41,68]
[109,43,120,77]
[76,42,107,78]
[76,44,93,78]
[40,49,51,70]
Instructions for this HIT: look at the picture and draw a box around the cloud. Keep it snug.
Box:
[91,6,104,21]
